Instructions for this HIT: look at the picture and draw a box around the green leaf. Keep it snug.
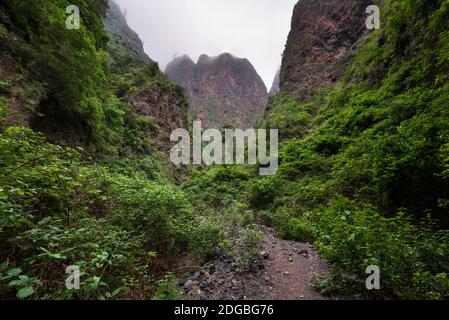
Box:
[17,287,34,299]
[9,280,23,287]
[147,251,157,258]
[7,268,22,277]
[49,253,66,260]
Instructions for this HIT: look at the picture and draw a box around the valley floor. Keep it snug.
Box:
[181,227,329,300]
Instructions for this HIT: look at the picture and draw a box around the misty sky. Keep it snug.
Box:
[113,0,297,89]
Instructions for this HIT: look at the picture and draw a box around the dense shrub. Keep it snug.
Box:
[182,166,251,211]
[252,0,449,299]
[301,197,449,299]
[0,127,218,299]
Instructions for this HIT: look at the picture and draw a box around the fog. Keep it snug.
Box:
[113,0,297,88]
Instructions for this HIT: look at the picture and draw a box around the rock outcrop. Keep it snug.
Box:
[280,0,371,97]
[127,85,188,152]
[165,53,268,129]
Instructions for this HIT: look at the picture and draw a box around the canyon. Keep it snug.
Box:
[1,0,448,302]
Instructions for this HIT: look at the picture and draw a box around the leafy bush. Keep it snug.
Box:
[247,177,280,210]
[253,0,449,299]
[233,226,264,267]
[182,166,251,211]
[108,175,219,260]
[285,218,314,243]
[262,93,312,140]
[0,127,219,299]
[152,273,179,300]
[300,197,449,299]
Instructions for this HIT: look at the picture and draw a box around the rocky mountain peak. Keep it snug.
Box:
[197,54,214,65]
[165,53,268,129]
[169,54,195,66]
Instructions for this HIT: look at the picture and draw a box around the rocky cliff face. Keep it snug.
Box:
[165,53,268,129]
[127,85,188,152]
[280,0,371,97]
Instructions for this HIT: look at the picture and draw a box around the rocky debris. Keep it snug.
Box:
[261,251,270,259]
[183,280,194,290]
[180,226,329,300]
[165,53,268,129]
[280,0,371,98]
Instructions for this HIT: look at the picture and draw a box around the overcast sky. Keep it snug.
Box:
[113,0,297,88]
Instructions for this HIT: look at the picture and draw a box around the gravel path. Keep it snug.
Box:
[180,226,329,300]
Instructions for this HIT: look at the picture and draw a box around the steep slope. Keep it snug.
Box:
[104,0,153,64]
[255,0,449,299]
[105,0,189,152]
[0,0,110,145]
[280,0,371,97]
[165,53,268,128]
[0,0,187,153]
[0,0,217,300]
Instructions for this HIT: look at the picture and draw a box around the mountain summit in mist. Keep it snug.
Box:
[165,53,268,128]
[104,0,154,64]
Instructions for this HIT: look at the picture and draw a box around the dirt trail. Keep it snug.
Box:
[180,227,329,300]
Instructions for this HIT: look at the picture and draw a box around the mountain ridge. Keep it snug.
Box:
[165,52,268,128]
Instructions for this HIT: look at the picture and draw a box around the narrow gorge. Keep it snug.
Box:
[1,0,449,302]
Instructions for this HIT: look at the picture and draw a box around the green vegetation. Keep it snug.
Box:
[0,0,216,300]
[0,80,12,94]
[1,0,449,300]
[0,96,6,126]
[304,198,449,299]
[249,0,449,299]
[0,127,219,299]
[0,0,184,153]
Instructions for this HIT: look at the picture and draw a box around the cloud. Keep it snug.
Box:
[113,0,297,87]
